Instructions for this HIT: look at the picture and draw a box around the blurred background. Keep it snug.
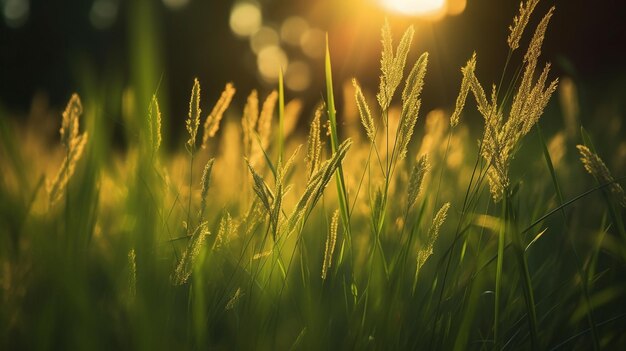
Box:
[1,0,625,139]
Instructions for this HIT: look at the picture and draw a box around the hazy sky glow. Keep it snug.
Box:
[378,0,446,16]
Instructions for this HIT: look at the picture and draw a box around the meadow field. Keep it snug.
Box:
[1,0,626,349]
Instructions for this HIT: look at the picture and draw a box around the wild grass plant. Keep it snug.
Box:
[1,0,626,349]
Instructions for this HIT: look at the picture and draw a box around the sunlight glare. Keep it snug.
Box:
[379,0,446,16]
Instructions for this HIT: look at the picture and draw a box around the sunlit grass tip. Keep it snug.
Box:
[242,90,259,158]
[148,94,162,154]
[47,93,89,205]
[450,52,477,128]
[508,0,540,51]
[202,82,236,149]
[577,145,626,207]
[306,104,323,179]
[60,93,82,148]
[414,202,450,292]
[173,222,210,285]
[377,19,415,114]
[352,78,376,142]
[198,158,216,220]
[407,154,430,210]
[186,78,202,151]
[258,90,278,149]
[398,51,429,160]
[322,209,339,280]
[215,211,235,249]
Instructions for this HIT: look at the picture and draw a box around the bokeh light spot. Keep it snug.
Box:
[250,26,279,54]
[162,0,190,10]
[229,2,262,37]
[90,0,118,30]
[280,16,309,46]
[285,61,311,91]
[300,28,325,59]
[3,0,29,28]
[257,45,288,83]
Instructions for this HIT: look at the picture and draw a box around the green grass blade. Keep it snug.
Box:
[509,206,539,349]
[537,124,600,349]
[278,67,285,163]
[537,124,564,204]
[325,34,353,270]
[494,198,506,347]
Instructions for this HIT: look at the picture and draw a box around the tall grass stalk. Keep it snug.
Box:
[508,194,539,349]
[324,35,353,276]
[278,68,285,163]
[494,195,507,346]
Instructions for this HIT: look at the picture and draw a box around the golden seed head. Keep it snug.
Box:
[283,99,303,139]
[507,0,540,51]
[186,78,202,151]
[258,90,278,148]
[408,154,430,209]
[577,145,626,207]
[306,104,323,179]
[352,78,376,142]
[60,93,82,149]
[242,90,259,157]
[377,20,415,112]
[416,202,450,277]
[202,82,236,148]
[149,95,162,154]
[450,53,477,128]
[173,222,209,286]
[322,209,339,280]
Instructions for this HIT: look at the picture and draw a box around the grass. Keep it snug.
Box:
[1,0,626,349]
